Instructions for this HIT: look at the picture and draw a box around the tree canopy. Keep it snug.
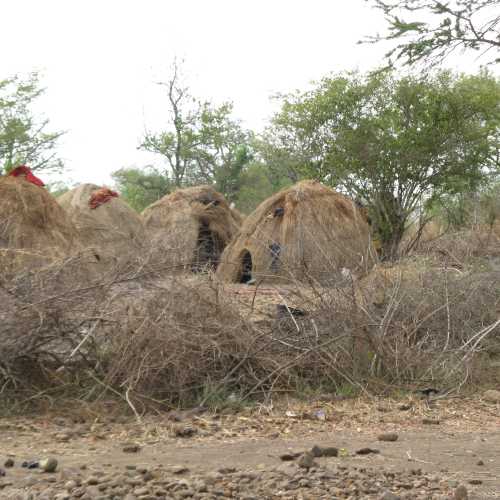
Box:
[111,166,171,212]
[139,61,252,200]
[266,69,500,257]
[0,73,64,175]
[365,0,500,67]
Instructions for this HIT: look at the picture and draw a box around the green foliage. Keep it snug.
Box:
[139,61,252,197]
[112,166,171,212]
[365,0,500,67]
[267,69,500,258]
[428,180,500,229]
[235,162,293,213]
[0,73,64,175]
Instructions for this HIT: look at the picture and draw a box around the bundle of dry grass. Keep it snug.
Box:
[216,180,376,284]
[355,255,500,382]
[58,183,146,265]
[405,226,500,269]
[141,185,241,272]
[0,176,80,276]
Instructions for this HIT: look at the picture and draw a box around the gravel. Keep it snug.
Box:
[0,460,457,499]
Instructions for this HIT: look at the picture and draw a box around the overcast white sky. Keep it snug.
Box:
[0,0,492,186]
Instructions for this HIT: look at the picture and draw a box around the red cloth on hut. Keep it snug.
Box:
[8,165,45,187]
[89,187,119,209]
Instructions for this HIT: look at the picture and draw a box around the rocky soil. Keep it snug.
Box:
[1,394,499,499]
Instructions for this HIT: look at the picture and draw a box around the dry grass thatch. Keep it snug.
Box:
[0,176,80,275]
[141,185,241,272]
[58,183,147,264]
[216,180,376,284]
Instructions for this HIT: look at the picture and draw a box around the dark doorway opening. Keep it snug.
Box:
[192,221,224,272]
[269,242,281,273]
[239,250,253,284]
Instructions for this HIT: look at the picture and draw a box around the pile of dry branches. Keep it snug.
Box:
[1,248,499,412]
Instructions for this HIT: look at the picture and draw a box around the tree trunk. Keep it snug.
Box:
[372,192,407,261]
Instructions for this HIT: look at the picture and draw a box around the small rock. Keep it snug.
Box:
[476,459,484,466]
[171,466,190,475]
[454,484,468,500]
[40,458,58,473]
[85,485,101,497]
[3,458,14,468]
[122,444,141,453]
[298,452,316,469]
[422,418,440,425]
[468,479,482,485]
[64,480,77,491]
[311,445,338,457]
[21,460,39,469]
[218,467,236,474]
[193,479,208,492]
[125,477,143,486]
[398,404,412,411]
[54,493,70,500]
[378,433,398,442]
[279,452,301,461]
[173,425,197,438]
[483,389,500,403]
[71,487,86,497]
[0,468,5,477]
[355,448,380,455]
[142,470,154,481]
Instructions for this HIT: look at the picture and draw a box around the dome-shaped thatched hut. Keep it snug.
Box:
[141,185,241,272]
[0,176,80,275]
[216,180,375,284]
[58,183,146,264]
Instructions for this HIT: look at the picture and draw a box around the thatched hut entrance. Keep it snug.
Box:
[238,249,253,283]
[142,186,241,274]
[192,220,225,271]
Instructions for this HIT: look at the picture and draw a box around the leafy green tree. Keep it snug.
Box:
[0,73,64,174]
[268,69,500,258]
[234,162,293,213]
[139,61,251,197]
[112,166,171,212]
[365,0,500,67]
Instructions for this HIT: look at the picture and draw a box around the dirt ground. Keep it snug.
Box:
[1,396,499,499]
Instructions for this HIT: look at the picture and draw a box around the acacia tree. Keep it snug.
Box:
[267,70,500,258]
[0,73,64,174]
[139,61,251,199]
[365,0,500,67]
